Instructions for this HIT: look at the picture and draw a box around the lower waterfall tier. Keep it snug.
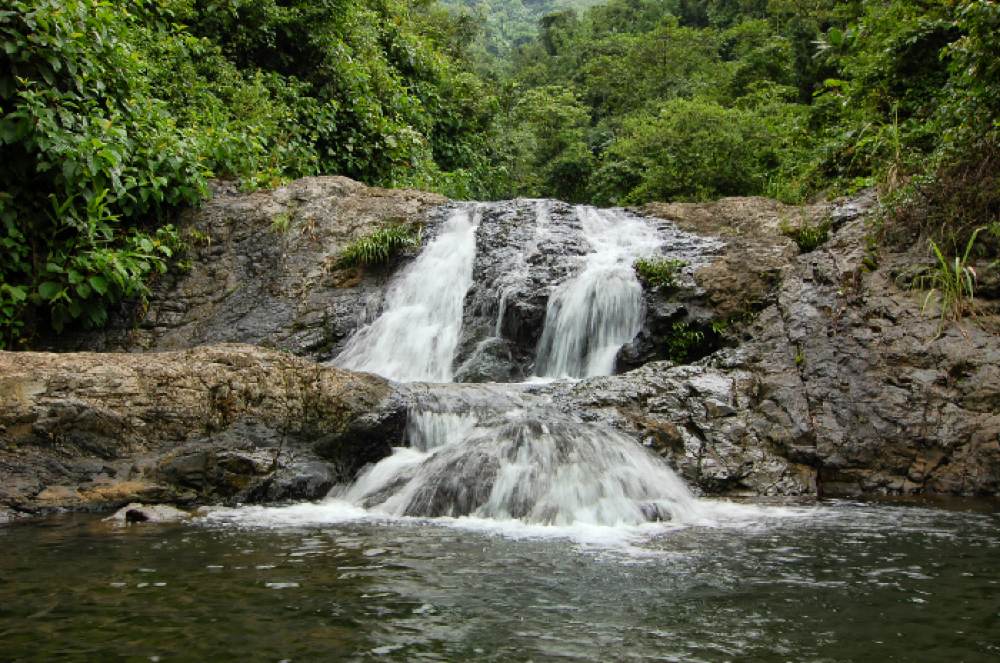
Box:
[332,385,699,526]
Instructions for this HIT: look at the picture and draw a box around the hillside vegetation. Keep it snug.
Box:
[438,0,605,62]
[1,0,998,346]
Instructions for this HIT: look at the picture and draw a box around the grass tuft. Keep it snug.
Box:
[915,226,984,322]
[336,224,422,269]
[634,257,687,289]
[781,218,831,253]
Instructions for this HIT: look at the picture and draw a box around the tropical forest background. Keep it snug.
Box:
[1,0,998,346]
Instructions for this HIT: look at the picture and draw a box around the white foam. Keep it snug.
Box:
[195,498,823,551]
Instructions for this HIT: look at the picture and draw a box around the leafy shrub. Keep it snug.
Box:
[336,225,423,269]
[0,0,498,346]
[591,99,775,204]
[634,258,687,288]
[781,218,831,253]
[666,321,705,364]
[0,0,206,347]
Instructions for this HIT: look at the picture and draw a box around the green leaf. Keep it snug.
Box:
[38,281,63,301]
[2,284,27,303]
[88,275,108,296]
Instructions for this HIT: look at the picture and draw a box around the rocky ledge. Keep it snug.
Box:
[0,344,405,515]
[587,193,1000,497]
[46,176,447,360]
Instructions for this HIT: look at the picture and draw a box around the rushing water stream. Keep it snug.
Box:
[335,207,480,382]
[4,202,998,660]
[534,206,663,379]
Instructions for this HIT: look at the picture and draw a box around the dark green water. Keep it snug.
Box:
[1,500,998,662]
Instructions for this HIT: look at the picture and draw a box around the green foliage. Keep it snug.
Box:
[593,99,771,203]
[498,85,593,201]
[0,0,205,347]
[270,213,292,235]
[486,0,1000,220]
[781,218,831,253]
[0,0,498,346]
[3,0,998,345]
[915,227,984,323]
[634,258,687,289]
[336,225,423,269]
[666,321,705,364]
[437,1,603,65]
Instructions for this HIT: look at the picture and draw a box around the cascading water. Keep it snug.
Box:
[535,206,665,378]
[334,206,479,382]
[340,388,700,526]
[325,201,702,528]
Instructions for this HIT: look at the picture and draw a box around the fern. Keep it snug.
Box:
[336,224,422,268]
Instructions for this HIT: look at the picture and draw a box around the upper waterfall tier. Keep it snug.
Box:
[335,200,721,383]
[335,207,480,382]
[534,206,664,378]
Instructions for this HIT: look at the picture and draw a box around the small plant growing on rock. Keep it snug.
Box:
[185,228,212,247]
[666,321,704,363]
[781,218,831,253]
[336,224,422,269]
[634,258,687,288]
[270,212,292,234]
[915,227,984,322]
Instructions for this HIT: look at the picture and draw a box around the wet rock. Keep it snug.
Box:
[454,337,517,383]
[0,344,406,513]
[248,458,337,503]
[44,177,447,360]
[643,196,812,318]
[588,191,1000,498]
[105,502,191,525]
[453,200,590,379]
[455,200,723,379]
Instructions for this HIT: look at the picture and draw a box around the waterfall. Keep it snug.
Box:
[535,207,664,378]
[324,201,703,528]
[335,206,479,382]
[334,385,699,526]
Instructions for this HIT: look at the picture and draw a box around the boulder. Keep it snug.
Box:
[0,344,406,514]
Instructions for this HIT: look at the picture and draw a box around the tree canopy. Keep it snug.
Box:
[2,0,998,346]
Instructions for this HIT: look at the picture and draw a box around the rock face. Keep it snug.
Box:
[605,192,1000,497]
[0,345,406,515]
[454,200,722,381]
[8,178,999,511]
[47,177,447,361]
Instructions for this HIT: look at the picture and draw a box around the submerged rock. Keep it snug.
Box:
[105,503,191,525]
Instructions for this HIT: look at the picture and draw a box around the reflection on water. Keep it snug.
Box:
[1,501,998,662]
